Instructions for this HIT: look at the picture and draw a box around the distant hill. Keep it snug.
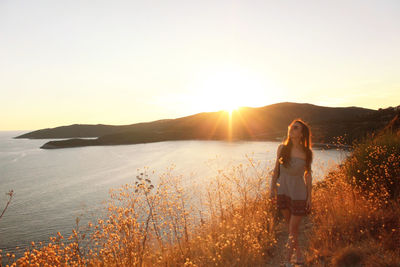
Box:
[16,119,173,139]
[15,102,400,149]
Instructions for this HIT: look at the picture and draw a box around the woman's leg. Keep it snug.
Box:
[281,208,291,224]
[287,215,303,262]
[280,209,292,263]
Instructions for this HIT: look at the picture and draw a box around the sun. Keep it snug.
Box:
[225,106,238,113]
[222,103,240,113]
[188,66,278,113]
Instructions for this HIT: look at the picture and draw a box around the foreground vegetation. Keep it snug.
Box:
[1,158,277,266]
[1,133,399,266]
[307,132,400,266]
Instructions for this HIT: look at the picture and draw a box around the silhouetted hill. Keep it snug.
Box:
[16,102,400,149]
[16,119,173,139]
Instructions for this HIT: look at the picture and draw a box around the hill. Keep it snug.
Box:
[15,102,400,149]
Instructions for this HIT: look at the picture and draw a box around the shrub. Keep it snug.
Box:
[343,132,400,200]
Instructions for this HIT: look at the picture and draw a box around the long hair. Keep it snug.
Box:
[280,119,313,172]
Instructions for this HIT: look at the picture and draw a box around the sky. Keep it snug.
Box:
[1,0,399,131]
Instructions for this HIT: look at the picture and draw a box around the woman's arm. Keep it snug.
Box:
[269,144,283,198]
[305,170,313,201]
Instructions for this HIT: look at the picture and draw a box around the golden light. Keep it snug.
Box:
[225,105,239,114]
[228,109,233,141]
[184,66,283,141]
[188,66,279,113]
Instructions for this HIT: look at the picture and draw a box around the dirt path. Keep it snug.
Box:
[265,216,314,267]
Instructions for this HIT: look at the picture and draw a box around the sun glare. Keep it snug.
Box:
[188,66,279,113]
[224,105,239,114]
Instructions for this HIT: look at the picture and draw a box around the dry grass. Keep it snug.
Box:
[2,158,278,267]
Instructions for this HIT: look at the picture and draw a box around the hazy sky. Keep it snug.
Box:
[1,0,399,130]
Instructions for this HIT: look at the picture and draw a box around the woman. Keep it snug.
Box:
[269,119,313,266]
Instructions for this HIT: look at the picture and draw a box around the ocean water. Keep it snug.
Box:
[0,131,348,257]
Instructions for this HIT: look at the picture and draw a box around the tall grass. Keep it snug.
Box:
[3,158,278,266]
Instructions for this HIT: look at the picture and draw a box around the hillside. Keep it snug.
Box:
[15,102,400,149]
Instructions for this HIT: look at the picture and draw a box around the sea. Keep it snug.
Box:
[0,130,349,258]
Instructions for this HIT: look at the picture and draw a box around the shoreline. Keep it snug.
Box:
[39,138,353,150]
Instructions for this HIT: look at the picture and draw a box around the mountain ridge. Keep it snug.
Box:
[14,102,399,149]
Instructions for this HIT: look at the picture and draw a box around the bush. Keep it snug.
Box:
[343,132,400,200]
